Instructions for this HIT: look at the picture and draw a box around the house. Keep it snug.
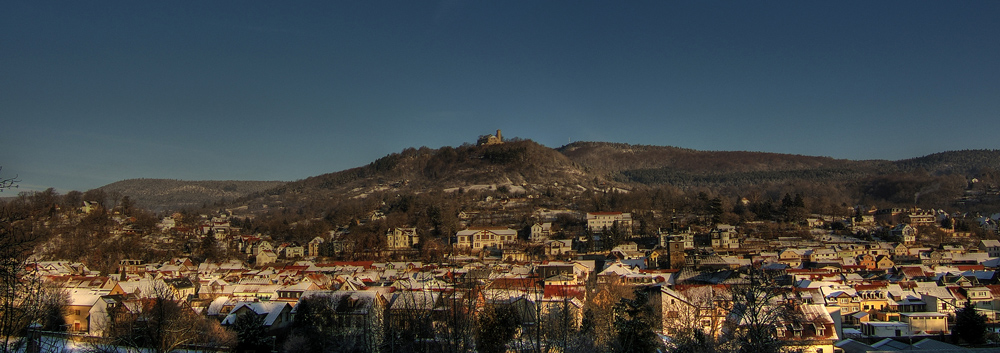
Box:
[874,255,894,270]
[386,227,419,249]
[857,254,877,270]
[586,212,632,234]
[659,227,694,250]
[775,304,839,353]
[163,277,196,301]
[81,201,101,214]
[651,285,726,338]
[282,244,305,258]
[875,208,906,225]
[386,290,441,341]
[612,242,639,253]
[308,236,325,257]
[275,282,320,302]
[200,220,232,238]
[897,312,949,336]
[257,250,278,265]
[502,248,528,262]
[778,249,804,268]
[455,227,518,250]
[538,296,584,330]
[64,289,102,334]
[545,239,573,256]
[294,290,387,351]
[891,243,909,257]
[530,222,552,242]
[255,240,274,256]
[710,224,739,249]
[905,209,937,226]
[980,239,1000,258]
[890,224,917,244]
[221,301,294,333]
[859,321,910,338]
[88,294,133,337]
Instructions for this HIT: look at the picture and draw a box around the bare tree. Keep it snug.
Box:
[0,193,65,353]
[0,168,18,192]
[723,268,793,353]
[658,285,728,353]
[580,277,633,350]
[386,289,440,353]
[284,291,386,353]
[95,283,211,353]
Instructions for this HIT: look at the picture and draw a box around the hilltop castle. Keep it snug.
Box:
[477,129,504,146]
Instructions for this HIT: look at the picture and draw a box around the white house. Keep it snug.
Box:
[586,212,632,234]
[386,227,419,249]
[531,222,552,242]
[455,227,518,250]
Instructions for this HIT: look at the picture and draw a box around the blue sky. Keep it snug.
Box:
[3,1,998,192]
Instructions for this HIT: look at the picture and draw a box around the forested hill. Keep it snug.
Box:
[558,141,879,175]
[272,139,595,198]
[894,150,1000,175]
[96,140,1000,213]
[99,179,286,212]
[560,142,1000,188]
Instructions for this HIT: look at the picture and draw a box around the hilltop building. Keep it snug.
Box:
[477,129,504,146]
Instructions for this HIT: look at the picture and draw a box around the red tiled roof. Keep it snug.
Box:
[987,285,1000,298]
[543,285,585,300]
[466,226,516,231]
[957,265,986,271]
[854,284,886,291]
[315,261,375,269]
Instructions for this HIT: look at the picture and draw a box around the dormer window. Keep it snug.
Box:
[814,323,825,337]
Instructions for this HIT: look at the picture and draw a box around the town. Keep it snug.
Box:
[4,173,1000,353]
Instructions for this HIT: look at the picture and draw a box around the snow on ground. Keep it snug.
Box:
[443,184,526,194]
[11,334,222,353]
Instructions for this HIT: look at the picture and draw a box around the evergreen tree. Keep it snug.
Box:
[232,311,269,352]
[953,300,987,345]
[612,288,661,353]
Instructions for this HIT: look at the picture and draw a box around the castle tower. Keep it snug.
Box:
[477,129,505,146]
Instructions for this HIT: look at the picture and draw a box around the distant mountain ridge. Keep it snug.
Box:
[97,140,1000,212]
[583,143,1000,187]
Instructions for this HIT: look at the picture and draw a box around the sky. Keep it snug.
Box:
[3,1,999,193]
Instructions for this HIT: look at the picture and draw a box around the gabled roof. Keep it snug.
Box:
[835,338,876,353]
[222,301,291,326]
[981,239,1000,247]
